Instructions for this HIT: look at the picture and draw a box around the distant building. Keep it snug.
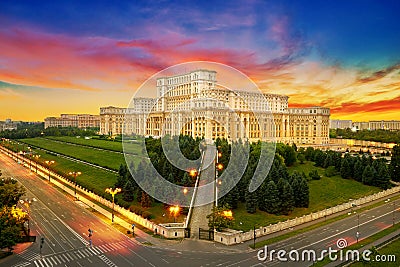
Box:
[351,120,400,131]
[369,120,400,131]
[100,70,330,145]
[330,120,352,129]
[44,114,100,129]
[0,119,20,131]
[352,121,370,131]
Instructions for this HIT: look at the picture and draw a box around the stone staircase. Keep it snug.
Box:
[188,143,216,238]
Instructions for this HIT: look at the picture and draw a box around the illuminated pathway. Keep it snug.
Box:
[0,151,399,267]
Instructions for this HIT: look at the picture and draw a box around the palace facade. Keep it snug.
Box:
[45,114,100,129]
[100,70,330,144]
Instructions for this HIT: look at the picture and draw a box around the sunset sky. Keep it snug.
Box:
[1,0,399,122]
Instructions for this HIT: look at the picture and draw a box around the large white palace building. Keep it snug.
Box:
[100,70,330,144]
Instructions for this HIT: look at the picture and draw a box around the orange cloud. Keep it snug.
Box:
[1,27,399,122]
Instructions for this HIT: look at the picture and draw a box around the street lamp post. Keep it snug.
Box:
[69,171,81,197]
[169,205,180,223]
[45,160,55,182]
[27,147,32,170]
[356,214,360,243]
[105,187,121,222]
[253,225,256,249]
[20,197,37,236]
[34,155,41,173]
[215,149,223,208]
[393,201,396,226]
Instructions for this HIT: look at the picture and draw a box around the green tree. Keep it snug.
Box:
[297,153,305,164]
[122,179,135,202]
[0,179,26,251]
[115,166,127,188]
[0,208,22,251]
[353,159,364,182]
[278,179,295,215]
[245,190,257,214]
[390,145,400,182]
[340,157,352,179]
[304,147,315,161]
[206,205,234,231]
[375,163,391,189]
[298,177,310,208]
[260,180,281,214]
[140,191,152,208]
[0,179,26,208]
[290,173,302,207]
[283,145,297,166]
[362,165,376,186]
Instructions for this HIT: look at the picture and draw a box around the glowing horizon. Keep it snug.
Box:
[1,1,399,122]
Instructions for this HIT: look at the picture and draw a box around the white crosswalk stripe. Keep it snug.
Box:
[11,262,31,267]
[17,241,128,267]
[98,254,117,267]
[62,254,70,262]
[18,250,41,261]
[50,257,57,265]
[88,247,100,255]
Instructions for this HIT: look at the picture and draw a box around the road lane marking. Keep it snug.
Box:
[296,209,396,252]
[78,249,87,257]
[50,257,57,265]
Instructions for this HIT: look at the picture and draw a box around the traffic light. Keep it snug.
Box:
[40,237,45,254]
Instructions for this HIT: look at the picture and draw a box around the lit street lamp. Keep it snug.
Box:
[69,171,81,197]
[27,147,32,170]
[189,169,197,178]
[45,160,55,182]
[33,155,41,173]
[19,197,37,236]
[169,205,180,223]
[105,187,121,222]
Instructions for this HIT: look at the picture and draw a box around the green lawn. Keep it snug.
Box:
[360,238,400,266]
[231,161,381,231]
[37,152,118,197]
[0,140,384,227]
[45,136,142,154]
[0,140,118,201]
[20,138,129,171]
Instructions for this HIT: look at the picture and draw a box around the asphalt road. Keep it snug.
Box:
[1,151,399,267]
[0,151,250,267]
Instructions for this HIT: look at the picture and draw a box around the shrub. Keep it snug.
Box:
[325,166,336,177]
[309,170,321,180]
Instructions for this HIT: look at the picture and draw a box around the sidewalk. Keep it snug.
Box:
[3,146,399,255]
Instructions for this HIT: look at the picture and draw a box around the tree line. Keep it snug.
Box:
[0,123,98,139]
[113,135,400,219]
[0,174,27,252]
[301,146,398,188]
[330,128,400,144]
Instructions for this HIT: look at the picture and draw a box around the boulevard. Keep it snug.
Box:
[0,151,399,267]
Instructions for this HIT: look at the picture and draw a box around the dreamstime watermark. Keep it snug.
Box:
[257,238,397,263]
[122,61,276,206]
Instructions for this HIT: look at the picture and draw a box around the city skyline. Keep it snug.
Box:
[1,1,400,121]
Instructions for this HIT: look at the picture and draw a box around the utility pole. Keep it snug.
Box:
[253,225,256,249]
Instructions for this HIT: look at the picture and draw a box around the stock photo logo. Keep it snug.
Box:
[122,61,276,207]
[257,237,397,263]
